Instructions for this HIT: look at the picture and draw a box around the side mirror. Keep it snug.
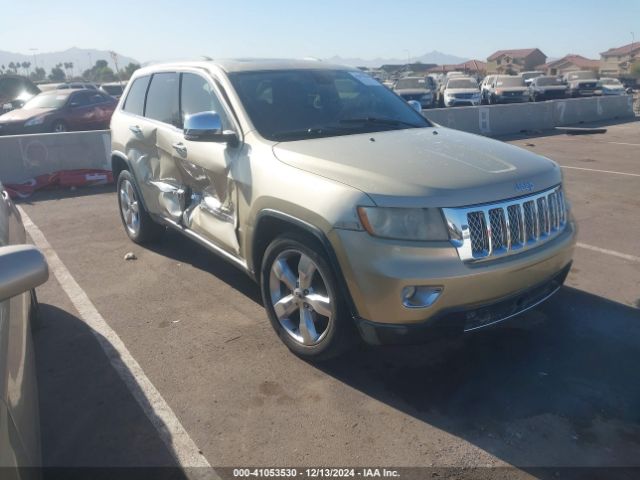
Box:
[407,100,422,113]
[69,101,80,108]
[184,111,238,146]
[0,245,49,302]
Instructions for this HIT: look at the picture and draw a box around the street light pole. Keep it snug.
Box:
[29,48,38,69]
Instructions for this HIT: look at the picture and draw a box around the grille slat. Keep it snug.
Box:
[450,186,567,262]
[488,208,507,251]
[507,205,523,246]
[537,197,549,235]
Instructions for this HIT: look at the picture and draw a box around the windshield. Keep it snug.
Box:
[521,72,542,81]
[102,84,124,95]
[229,69,431,141]
[568,71,596,80]
[536,77,563,86]
[447,79,477,89]
[600,79,621,86]
[496,77,524,87]
[22,92,69,109]
[395,78,428,89]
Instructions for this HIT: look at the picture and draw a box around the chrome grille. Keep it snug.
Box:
[443,185,568,262]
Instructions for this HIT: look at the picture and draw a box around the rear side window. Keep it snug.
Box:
[123,75,150,116]
[145,73,180,127]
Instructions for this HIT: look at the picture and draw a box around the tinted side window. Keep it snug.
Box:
[145,73,180,127]
[180,73,229,129]
[123,75,150,116]
[70,91,92,107]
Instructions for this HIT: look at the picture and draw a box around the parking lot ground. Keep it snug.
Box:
[18,119,640,475]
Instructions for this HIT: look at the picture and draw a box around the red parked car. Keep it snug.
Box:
[0,88,117,135]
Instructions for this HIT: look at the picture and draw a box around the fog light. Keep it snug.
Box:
[401,286,443,309]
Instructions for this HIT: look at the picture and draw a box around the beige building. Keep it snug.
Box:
[600,43,640,77]
[486,48,547,74]
[541,55,600,76]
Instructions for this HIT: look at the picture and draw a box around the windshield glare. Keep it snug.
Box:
[568,71,596,80]
[536,77,563,86]
[447,79,477,89]
[230,69,431,141]
[496,77,524,87]
[395,78,427,89]
[22,92,69,109]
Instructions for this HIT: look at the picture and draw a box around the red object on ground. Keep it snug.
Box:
[4,169,113,199]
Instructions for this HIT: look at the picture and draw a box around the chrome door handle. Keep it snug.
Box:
[129,125,142,134]
[172,142,187,156]
[1,190,9,201]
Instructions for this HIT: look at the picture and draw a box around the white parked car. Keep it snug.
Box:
[442,77,481,107]
[598,78,625,96]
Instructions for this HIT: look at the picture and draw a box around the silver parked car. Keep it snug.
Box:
[0,183,49,469]
[110,59,576,360]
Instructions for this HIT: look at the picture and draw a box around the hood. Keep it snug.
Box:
[496,87,527,93]
[537,85,567,91]
[394,88,431,95]
[272,127,561,208]
[395,88,432,95]
[444,88,480,94]
[0,107,54,122]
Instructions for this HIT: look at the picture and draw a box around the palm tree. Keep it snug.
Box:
[22,61,31,76]
[8,62,15,73]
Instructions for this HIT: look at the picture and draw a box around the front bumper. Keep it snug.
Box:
[495,95,528,103]
[329,220,576,338]
[445,97,481,107]
[0,122,47,136]
[355,262,571,344]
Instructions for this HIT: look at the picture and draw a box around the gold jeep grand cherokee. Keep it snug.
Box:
[110,59,576,360]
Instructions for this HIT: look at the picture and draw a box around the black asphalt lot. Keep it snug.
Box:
[19,120,640,476]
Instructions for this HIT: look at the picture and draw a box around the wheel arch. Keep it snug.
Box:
[251,209,358,318]
[111,150,153,214]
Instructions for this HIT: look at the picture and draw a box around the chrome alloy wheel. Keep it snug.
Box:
[119,178,140,236]
[268,250,334,346]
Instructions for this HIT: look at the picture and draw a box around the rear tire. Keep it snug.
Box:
[116,169,164,244]
[260,233,354,361]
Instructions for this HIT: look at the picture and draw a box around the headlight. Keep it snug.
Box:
[357,207,449,241]
[24,115,45,127]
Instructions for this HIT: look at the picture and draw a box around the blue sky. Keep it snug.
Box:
[1,0,639,62]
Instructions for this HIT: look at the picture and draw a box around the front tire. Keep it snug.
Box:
[51,120,67,133]
[117,170,164,244]
[260,234,353,360]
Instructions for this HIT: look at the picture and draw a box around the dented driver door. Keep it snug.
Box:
[170,72,241,256]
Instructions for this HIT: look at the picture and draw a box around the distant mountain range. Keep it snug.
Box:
[326,50,469,68]
[0,47,139,75]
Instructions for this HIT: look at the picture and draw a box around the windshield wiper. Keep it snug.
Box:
[272,126,357,141]
[339,116,423,128]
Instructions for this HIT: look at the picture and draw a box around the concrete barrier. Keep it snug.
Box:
[0,96,635,186]
[423,95,635,136]
[0,130,110,184]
